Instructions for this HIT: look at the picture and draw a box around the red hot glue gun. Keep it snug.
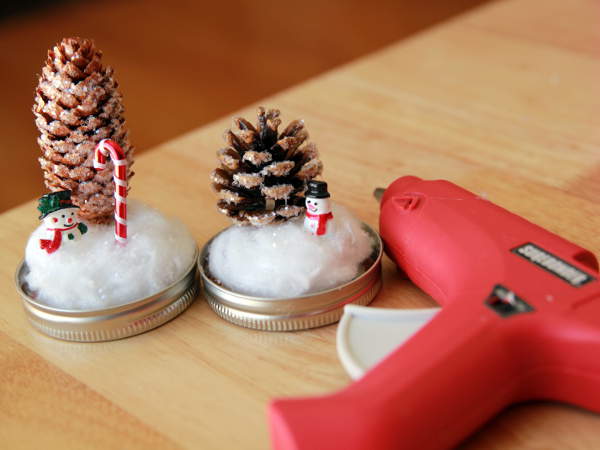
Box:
[269,176,600,449]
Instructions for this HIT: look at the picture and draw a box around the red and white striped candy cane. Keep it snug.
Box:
[93,139,128,244]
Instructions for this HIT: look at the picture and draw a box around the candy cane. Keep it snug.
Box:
[93,139,127,244]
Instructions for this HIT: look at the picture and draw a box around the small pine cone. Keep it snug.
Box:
[34,37,134,224]
[210,107,323,226]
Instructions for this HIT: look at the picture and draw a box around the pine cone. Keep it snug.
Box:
[211,107,323,226]
[33,37,134,224]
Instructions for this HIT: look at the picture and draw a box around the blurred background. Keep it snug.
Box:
[0,0,489,213]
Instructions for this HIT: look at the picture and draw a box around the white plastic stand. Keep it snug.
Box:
[336,304,441,379]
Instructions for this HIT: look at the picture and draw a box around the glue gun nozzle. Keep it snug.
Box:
[373,188,386,203]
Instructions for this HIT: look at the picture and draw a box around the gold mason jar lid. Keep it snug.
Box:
[199,224,382,331]
[15,247,199,342]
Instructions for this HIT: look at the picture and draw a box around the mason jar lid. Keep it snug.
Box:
[15,247,199,342]
[199,224,382,331]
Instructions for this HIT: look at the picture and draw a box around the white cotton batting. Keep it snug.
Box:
[24,200,196,310]
[208,204,374,298]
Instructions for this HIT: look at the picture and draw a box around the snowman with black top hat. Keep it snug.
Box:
[38,190,88,254]
[304,180,334,236]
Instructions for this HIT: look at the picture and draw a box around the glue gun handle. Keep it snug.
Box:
[269,305,511,450]
[520,298,600,411]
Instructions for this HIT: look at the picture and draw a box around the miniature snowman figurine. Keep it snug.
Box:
[38,190,88,254]
[304,180,334,236]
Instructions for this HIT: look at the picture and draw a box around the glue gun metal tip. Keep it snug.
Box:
[373,188,385,203]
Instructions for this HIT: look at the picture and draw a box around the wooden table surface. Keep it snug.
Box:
[2,0,600,448]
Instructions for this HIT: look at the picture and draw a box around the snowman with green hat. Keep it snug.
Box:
[38,190,88,254]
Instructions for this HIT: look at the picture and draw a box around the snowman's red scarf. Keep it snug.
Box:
[305,211,333,236]
[39,224,78,254]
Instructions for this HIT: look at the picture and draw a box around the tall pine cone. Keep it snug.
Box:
[211,107,323,226]
[33,37,134,224]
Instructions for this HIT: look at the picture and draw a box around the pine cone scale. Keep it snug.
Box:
[233,173,264,189]
[262,161,294,177]
[279,119,304,139]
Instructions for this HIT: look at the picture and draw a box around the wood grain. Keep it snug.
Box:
[1,0,600,448]
[0,330,178,450]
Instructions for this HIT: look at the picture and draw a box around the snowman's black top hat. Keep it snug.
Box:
[306,180,330,199]
[38,190,79,219]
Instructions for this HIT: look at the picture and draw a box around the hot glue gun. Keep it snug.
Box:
[269,176,600,449]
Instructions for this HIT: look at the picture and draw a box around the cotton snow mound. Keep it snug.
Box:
[208,204,374,298]
[24,201,196,310]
